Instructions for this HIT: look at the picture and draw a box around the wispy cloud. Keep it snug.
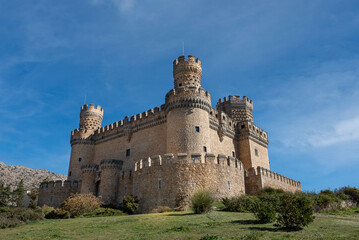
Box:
[91,0,136,13]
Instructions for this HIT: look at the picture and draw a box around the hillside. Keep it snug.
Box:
[0,161,66,190]
[0,211,359,239]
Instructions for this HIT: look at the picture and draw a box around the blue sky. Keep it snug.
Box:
[0,0,358,191]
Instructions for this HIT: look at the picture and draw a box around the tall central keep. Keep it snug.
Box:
[166,55,211,154]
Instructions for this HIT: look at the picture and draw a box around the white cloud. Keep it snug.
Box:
[91,0,136,13]
[307,116,359,147]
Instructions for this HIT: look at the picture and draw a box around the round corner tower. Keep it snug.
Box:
[166,55,212,154]
[68,104,104,181]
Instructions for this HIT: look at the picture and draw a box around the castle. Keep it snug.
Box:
[38,55,301,212]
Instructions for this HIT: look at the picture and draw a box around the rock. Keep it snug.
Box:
[0,161,66,190]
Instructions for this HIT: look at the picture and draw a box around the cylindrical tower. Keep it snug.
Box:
[67,104,104,181]
[166,55,212,154]
[80,164,99,194]
[98,159,123,206]
[173,55,202,89]
[79,104,104,131]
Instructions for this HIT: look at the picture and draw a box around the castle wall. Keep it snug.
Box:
[249,139,270,170]
[38,180,80,208]
[119,153,245,213]
[245,167,301,195]
[208,128,236,157]
[92,123,167,170]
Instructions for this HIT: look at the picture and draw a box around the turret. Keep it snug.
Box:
[173,55,202,89]
[79,104,104,131]
[216,95,253,122]
[68,104,103,181]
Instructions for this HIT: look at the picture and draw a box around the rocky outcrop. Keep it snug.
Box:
[0,161,66,190]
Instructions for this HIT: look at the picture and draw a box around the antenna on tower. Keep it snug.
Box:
[84,95,86,105]
[182,41,185,56]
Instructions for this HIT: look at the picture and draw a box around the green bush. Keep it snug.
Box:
[191,189,215,214]
[253,201,276,223]
[83,208,125,217]
[123,194,139,214]
[61,193,102,218]
[222,195,259,212]
[276,193,315,229]
[150,206,173,213]
[45,208,70,219]
[0,207,44,229]
[341,187,359,204]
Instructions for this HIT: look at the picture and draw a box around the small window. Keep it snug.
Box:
[78,157,82,162]
[68,171,72,177]
[179,83,183,87]
[203,146,207,152]
[241,124,245,129]
[227,180,231,191]
[158,179,162,189]
[232,151,235,157]
[195,126,200,132]
[126,149,131,157]
[255,148,259,156]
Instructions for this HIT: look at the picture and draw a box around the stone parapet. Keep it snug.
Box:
[237,121,268,147]
[245,166,301,195]
[133,153,243,172]
[38,180,80,208]
[165,87,212,112]
[70,105,166,145]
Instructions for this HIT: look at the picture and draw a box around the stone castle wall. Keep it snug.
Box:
[38,180,80,208]
[119,153,245,212]
[245,166,301,195]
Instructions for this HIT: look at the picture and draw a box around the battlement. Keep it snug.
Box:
[245,167,301,194]
[217,95,253,109]
[173,55,202,70]
[165,87,212,112]
[133,153,243,172]
[39,180,80,189]
[71,104,166,145]
[237,121,268,144]
[80,104,104,113]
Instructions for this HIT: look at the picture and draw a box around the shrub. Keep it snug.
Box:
[191,189,215,214]
[41,205,54,216]
[123,194,139,214]
[341,187,359,204]
[0,207,44,229]
[83,208,125,217]
[61,193,102,218]
[45,208,70,219]
[276,193,314,229]
[253,201,276,223]
[150,206,173,213]
[222,195,259,212]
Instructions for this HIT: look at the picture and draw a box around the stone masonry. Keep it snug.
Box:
[38,55,301,211]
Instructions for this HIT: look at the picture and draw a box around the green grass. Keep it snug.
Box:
[0,211,358,240]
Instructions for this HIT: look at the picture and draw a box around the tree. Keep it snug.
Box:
[28,186,39,209]
[13,180,25,207]
[0,184,11,207]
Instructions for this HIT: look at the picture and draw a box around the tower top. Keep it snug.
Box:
[173,55,202,89]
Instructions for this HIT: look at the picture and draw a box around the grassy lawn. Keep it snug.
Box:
[0,211,358,240]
